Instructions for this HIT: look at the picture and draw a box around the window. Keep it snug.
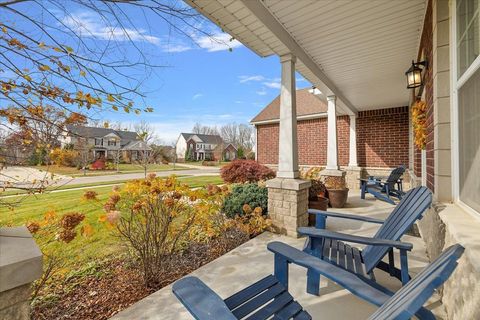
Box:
[458,68,480,212]
[108,140,117,146]
[457,0,479,77]
[95,138,103,146]
[455,0,480,213]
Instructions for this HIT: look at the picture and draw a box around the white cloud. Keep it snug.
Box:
[256,88,267,96]
[239,75,265,83]
[62,11,161,45]
[262,81,281,89]
[162,44,192,53]
[192,93,203,100]
[195,32,243,52]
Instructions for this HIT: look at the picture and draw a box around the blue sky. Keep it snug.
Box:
[2,1,310,144]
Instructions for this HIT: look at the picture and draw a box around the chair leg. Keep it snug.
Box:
[400,249,409,285]
[388,249,395,276]
[274,254,289,290]
[306,269,320,296]
[361,182,366,199]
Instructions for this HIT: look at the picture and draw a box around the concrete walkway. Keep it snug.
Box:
[111,192,445,320]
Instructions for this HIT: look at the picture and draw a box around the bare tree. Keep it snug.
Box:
[0,0,228,202]
[192,122,219,135]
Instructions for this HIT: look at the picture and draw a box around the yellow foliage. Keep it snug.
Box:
[49,148,79,167]
[412,100,427,150]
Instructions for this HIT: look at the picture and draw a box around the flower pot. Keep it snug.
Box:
[308,196,329,226]
[327,189,349,208]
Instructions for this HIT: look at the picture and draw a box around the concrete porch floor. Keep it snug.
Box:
[112,191,445,320]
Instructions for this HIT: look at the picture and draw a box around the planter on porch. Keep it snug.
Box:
[323,172,349,208]
[308,196,329,226]
[327,189,349,208]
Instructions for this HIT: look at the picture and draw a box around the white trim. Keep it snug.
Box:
[457,55,480,88]
[451,0,460,200]
[450,0,480,216]
[251,112,328,125]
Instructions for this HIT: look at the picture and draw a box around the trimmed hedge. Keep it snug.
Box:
[222,183,268,218]
[220,160,275,183]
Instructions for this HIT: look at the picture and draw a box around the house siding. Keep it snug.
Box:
[256,106,409,168]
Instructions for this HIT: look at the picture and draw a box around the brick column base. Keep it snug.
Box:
[266,178,311,237]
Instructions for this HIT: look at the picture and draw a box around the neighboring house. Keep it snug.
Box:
[175,133,237,161]
[251,88,409,171]
[62,125,151,163]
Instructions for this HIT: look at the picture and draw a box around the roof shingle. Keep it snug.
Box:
[250,88,327,123]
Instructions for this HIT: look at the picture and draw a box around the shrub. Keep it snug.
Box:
[202,160,217,166]
[221,160,275,183]
[90,158,106,170]
[222,183,268,218]
[102,176,230,287]
[324,175,347,190]
[49,148,79,167]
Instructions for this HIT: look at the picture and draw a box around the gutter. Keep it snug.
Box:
[250,112,328,126]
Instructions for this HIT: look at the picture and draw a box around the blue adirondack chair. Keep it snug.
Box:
[360,165,406,204]
[172,242,464,320]
[304,186,431,294]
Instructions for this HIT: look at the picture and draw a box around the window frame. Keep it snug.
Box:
[451,0,480,217]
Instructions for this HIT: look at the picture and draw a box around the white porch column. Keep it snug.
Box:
[326,95,339,170]
[348,115,358,167]
[277,53,299,178]
[266,53,310,238]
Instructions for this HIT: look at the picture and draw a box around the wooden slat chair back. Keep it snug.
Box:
[384,165,406,190]
[362,186,432,274]
[369,244,465,320]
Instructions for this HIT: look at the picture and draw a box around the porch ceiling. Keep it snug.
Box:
[187,0,426,111]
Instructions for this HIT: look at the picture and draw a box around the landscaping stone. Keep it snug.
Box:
[0,226,43,320]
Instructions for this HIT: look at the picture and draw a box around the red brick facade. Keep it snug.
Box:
[256,106,409,168]
[418,0,434,191]
[357,107,409,167]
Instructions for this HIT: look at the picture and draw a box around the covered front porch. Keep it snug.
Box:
[111,0,478,319]
[112,192,441,319]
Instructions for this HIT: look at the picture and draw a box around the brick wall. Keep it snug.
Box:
[256,106,409,168]
[418,0,434,192]
[357,107,409,167]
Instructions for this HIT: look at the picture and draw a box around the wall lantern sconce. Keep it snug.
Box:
[405,60,428,89]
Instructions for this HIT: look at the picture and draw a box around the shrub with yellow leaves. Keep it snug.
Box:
[412,100,427,150]
[103,176,230,287]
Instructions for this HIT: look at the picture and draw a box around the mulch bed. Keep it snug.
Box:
[32,229,250,320]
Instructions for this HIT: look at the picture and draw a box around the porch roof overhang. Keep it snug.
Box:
[186,0,426,113]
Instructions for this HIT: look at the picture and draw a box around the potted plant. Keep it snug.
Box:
[324,175,349,208]
[301,168,329,226]
[308,179,329,225]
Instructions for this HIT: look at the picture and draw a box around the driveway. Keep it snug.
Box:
[0,166,69,187]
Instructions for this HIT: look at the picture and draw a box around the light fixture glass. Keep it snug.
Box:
[405,60,427,89]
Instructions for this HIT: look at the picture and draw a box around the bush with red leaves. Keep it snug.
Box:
[220,160,275,183]
[91,159,106,170]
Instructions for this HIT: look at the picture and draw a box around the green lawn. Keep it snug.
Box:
[0,175,224,269]
[32,163,190,177]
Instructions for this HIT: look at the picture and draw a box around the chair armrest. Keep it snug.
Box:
[308,209,385,224]
[298,227,413,250]
[172,277,236,320]
[267,242,391,307]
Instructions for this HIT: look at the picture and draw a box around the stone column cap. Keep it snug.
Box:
[266,177,311,190]
[320,169,345,177]
[0,226,43,292]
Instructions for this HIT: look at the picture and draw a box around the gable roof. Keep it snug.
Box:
[250,88,328,123]
[66,125,139,141]
[181,133,223,144]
